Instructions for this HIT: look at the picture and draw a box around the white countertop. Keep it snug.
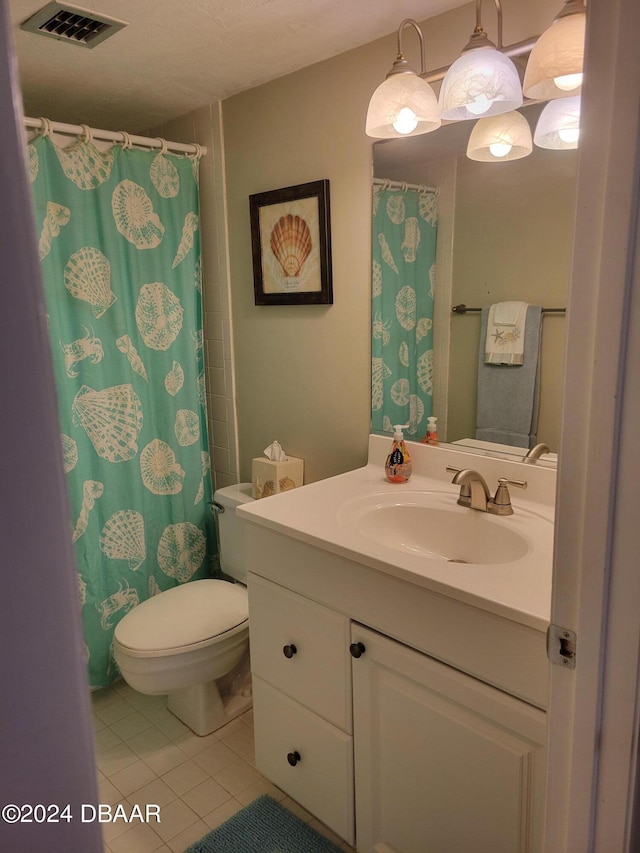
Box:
[237,436,556,632]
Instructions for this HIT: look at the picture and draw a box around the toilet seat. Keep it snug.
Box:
[114,579,248,658]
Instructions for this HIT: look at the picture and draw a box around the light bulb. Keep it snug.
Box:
[554,72,583,92]
[489,141,513,158]
[392,106,419,135]
[465,94,493,116]
[559,127,580,144]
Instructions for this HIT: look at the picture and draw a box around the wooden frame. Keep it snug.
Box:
[249,180,333,305]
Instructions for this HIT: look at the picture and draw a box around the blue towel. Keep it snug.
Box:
[475,305,542,449]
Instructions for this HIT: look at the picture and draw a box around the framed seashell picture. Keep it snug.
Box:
[249,180,333,305]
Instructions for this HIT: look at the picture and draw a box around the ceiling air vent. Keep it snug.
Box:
[20,1,128,48]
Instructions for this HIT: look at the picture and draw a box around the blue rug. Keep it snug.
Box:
[185,795,344,853]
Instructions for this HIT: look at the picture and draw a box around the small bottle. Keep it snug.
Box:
[385,425,412,483]
[422,416,439,446]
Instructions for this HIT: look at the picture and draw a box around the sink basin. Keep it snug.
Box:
[338,490,550,565]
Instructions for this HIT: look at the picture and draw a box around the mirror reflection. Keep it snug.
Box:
[372,103,578,461]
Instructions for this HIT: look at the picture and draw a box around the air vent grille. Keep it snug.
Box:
[20,2,127,48]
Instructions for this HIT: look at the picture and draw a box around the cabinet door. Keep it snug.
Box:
[248,572,352,731]
[352,625,547,853]
[253,675,354,845]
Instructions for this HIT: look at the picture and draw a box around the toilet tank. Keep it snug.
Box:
[213,483,254,583]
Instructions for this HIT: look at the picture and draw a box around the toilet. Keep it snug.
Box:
[113,483,254,736]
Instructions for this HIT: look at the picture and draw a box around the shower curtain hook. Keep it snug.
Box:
[38,117,52,138]
[156,137,168,154]
[120,132,133,149]
[80,124,93,144]
[402,182,409,192]
[191,143,203,159]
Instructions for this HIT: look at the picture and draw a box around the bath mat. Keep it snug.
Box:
[185,794,344,853]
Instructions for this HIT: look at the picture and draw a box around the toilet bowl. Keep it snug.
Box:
[113,483,254,736]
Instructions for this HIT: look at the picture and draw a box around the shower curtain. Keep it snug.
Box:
[28,134,215,688]
[371,183,438,438]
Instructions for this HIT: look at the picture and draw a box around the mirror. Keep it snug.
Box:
[372,103,578,462]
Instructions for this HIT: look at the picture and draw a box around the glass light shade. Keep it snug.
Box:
[438,48,523,121]
[523,13,586,100]
[366,74,441,139]
[467,111,532,162]
[534,95,581,149]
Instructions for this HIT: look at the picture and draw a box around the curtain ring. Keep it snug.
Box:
[38,117,52,138]
[382,178,391,191]
[402,182,408,192]
[191,143,203,159]
[120,131,132,149]
[156,137,168,154]
[80,124,93,144]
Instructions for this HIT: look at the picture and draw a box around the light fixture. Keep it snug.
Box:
[467,111,532,161]
[533,95,581,149]
[365,18,441,139]
[438,0,523,122]
[523,0,586,100]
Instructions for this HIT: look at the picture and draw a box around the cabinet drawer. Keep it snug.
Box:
[253,675,354,846]
[248,572,352,731]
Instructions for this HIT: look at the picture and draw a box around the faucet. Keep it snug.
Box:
[446,467,527,516]
[524,443,550,463]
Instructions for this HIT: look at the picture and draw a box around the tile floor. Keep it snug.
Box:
[92,681,355,852]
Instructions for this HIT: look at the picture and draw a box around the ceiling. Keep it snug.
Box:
[9,0,469,133]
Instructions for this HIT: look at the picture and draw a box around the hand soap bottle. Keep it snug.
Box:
[385,425,412,483]
[421,416,439,446]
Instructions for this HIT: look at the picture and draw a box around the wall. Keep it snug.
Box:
[221,0,561,484]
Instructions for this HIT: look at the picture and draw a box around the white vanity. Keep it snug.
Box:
[237,435,555,853]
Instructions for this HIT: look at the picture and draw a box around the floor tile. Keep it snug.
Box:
[127,778,177,810]
[151,798,200,842]
[95,698,138,726]
[110,711,154,741]
[125,727,173,758]
[110,760,158,798]
[165,818,209,852]
[191,741,237,776]
[202,797,244,830]
[213,756,260,795]
[142,742,190,776]
[97,742,139,777]
[235,776,286,806]
[182,777,232,818]
[161,760,209,796]
[108,822,165,852]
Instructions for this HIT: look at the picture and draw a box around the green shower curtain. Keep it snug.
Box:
[371,184,437,438]
[29,135,215,688]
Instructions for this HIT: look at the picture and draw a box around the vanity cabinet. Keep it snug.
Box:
[351,624,546,853]
[246,524,549,853]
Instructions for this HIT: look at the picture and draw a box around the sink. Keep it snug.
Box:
[338,490,550,565]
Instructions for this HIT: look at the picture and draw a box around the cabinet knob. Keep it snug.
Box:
[287,750,301,766]
[283,644,297,659]
[350,641,366,658]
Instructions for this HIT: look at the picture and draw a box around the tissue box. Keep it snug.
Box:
[252,456,304,499]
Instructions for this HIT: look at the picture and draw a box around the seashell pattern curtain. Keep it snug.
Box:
[29,136,215,687]
[371,185,438,437]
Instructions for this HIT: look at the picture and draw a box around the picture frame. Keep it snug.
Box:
[249,180,333,305]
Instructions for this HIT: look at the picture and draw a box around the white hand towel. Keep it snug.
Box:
[485,301,529,364]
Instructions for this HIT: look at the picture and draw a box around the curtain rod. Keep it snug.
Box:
[373,177,437,194]
[452,304,566,315]
[23,117,206,156]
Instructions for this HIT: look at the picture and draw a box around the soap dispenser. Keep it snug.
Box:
[421,416,439,446]
[385,425,412,483]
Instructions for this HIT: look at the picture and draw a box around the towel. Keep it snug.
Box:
[485,301,529,364]
[475,305,543,449]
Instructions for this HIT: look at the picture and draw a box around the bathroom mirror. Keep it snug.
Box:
[372,102,578,461]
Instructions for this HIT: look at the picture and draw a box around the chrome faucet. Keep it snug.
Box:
[524,443,550,463]
[446,467,527,516]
